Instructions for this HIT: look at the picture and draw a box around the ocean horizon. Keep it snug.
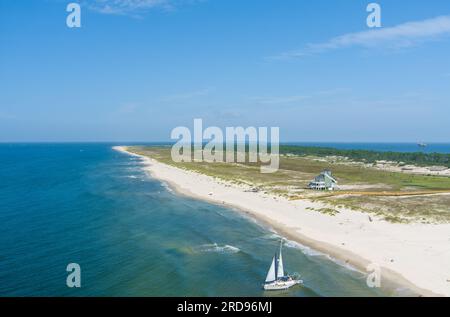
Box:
[2,142,449,154]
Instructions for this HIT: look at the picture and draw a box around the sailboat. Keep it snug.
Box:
[263,240,303,291]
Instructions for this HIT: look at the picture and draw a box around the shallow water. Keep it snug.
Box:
[0,144,411,296]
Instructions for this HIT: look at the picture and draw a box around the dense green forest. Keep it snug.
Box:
[279,146,450,168]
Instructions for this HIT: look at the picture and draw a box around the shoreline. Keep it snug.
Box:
[114,146,450,297]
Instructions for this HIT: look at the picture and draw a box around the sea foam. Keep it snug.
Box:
[196,243,240,254]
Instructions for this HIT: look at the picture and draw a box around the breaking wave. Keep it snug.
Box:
[262,232,328,257]
[263,232,362,273]
[196,243,240,254]
[161,182,174,193]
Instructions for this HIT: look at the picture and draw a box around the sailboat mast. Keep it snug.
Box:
[277,239,285,278]
[274,252,278,279]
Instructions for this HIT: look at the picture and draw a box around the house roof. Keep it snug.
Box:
[324,173,337,183]
[313,171,337,184]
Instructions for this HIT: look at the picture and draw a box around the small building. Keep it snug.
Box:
[308,170,337,191]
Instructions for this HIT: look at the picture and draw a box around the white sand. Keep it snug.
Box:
[114,146,450,296]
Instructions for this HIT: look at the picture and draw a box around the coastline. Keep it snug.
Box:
[114,146,450,297]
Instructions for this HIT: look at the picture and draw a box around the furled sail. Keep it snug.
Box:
[265,256,277,282]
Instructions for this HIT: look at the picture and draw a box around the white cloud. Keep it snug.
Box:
[87,0,200,15]
[272,15,450,59]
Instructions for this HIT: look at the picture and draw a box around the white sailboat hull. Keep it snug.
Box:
[263,278,303,291]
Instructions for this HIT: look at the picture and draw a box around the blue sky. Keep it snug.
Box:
[1,0,450,142]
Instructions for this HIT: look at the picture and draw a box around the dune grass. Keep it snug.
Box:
[127,145,450,223]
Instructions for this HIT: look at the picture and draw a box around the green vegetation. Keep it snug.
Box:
[280,145,450,168]
[324,194,450,224]
[127,145,450,223]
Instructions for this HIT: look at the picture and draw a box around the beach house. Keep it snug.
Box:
[308,170,337,191]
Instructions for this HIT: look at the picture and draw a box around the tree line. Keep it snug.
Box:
[280,146,450,168]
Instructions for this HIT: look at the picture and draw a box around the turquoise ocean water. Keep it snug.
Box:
[1,143,440,296]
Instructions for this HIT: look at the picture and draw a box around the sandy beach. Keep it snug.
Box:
[114,146,450,297]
